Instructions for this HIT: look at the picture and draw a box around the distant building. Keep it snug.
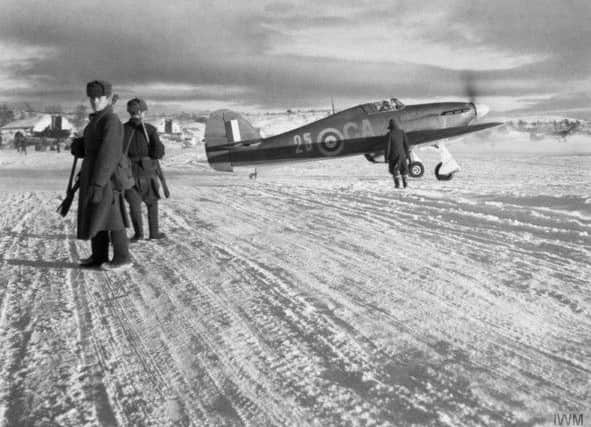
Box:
[155,118,181,134]
[1,114,73,138]
[1,114,73,150]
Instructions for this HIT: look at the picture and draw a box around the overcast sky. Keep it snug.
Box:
[1,0,590,117]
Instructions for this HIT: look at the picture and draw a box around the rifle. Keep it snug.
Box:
[57,94,120,216]
[56,157,79,217]
[140,118,170,198]
[155,161,170,198]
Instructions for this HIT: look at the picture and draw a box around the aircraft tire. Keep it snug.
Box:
[435,162,454,181]
[364,153,378,163]
[409,161,425,178]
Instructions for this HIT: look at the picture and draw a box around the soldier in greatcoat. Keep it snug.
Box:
[385,118,411,189]
[70,80,131,270]
[123,98,166,241]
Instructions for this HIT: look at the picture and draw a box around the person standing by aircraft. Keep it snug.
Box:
[385,118,410,189]
[123,98,166,242]
[71,80,132,270]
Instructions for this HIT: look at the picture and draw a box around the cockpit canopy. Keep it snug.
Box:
[382,97,405,111]
[363,97,405,114]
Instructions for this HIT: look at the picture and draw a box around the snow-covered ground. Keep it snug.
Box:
[0,120,589,426]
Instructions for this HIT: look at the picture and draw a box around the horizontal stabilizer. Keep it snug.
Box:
[407,122,502,146]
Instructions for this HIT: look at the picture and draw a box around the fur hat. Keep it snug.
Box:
[387,118,398,130]
[86,80,112,98]
[127,97,148,115]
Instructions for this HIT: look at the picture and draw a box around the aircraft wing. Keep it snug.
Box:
[407,122,502,146]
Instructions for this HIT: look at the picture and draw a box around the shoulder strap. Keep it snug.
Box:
[140,119,151,146]
[123,127,135,156]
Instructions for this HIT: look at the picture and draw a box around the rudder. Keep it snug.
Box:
[204,109,260,172]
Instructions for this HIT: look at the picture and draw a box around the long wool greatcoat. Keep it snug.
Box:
[385,128,411,175]
[71,105,129,239]
[123,118,165,203]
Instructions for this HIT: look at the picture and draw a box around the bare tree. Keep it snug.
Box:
[0,104,15,127]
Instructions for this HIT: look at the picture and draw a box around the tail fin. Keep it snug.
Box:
[204,109,260,172]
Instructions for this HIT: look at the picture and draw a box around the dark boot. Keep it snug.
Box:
[104,229,132,271]
[129,216,143,243]
[393,176,401,189]
[79,231,109,267]
[148,202,166,239]
[130,214,143,242]
[125,188,144,242]
[402,175,408,188]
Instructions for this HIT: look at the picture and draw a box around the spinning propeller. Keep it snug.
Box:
[463,72,489,120]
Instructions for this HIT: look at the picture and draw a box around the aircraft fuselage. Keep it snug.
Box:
[227,102,478,167]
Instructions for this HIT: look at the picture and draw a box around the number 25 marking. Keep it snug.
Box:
[294,133,313,154]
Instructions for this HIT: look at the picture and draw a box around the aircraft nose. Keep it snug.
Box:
[474,103,489,119]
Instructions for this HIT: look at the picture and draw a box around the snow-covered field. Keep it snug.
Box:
[0,123,589,426]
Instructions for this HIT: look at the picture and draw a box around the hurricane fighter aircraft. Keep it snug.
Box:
[204,97,502,180]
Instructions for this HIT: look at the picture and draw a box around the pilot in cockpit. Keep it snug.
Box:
[379,99,391,111]
[391,98,405,110]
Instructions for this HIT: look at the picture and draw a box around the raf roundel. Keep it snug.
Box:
[317,128,345,156]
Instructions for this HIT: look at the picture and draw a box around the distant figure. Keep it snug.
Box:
[385,118,410,189]
[14,133,20,152]
[123,97,166,242]
[249,168,258,179]
[71,80,131,271]
[14,131,26,155]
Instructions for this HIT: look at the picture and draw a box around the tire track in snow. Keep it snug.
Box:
[0,193,94,426]
[277,185,591,398]
[68,259,193,426]
[155,193,519,425]
[161,205,388,424]
[0,162,588,426]
[129,232,289,425]
[148,208,389,424]
[0,193,48,426]
[164,182,589,423]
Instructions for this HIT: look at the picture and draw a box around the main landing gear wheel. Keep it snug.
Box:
[364,153,378,163]
[409,161,425,178]
[435,162,454,181]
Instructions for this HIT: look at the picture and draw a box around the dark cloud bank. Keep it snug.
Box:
[0,0,589,117]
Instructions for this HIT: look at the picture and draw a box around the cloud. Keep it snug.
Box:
[509,91,591,119]
[0,0,589,117]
